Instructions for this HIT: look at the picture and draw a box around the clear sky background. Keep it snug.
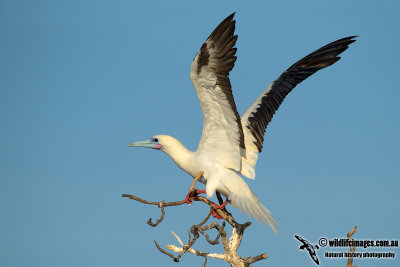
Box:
[1,1,399,267]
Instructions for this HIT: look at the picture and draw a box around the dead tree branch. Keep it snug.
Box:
[122,194,186,227]
[346,226,358,267]
[122,192,268,266]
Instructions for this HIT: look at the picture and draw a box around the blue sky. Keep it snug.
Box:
[1,1,399,266]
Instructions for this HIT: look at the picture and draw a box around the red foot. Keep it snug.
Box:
[185,191,192,204]
[211,200,229,220]
[185,189,206,204]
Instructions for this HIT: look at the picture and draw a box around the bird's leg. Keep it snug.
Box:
[185,171,204,204]
[216,191,224,206]
[185,187,207,205]
[211,199,229,219]
[189,171,204,192]
[215,191,233,218]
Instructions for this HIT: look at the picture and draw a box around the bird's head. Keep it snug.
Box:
[127,135,163,150]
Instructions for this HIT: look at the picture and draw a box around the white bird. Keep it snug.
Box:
[128,13,356,234]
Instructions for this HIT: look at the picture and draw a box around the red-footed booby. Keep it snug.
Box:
[128,13,356,234]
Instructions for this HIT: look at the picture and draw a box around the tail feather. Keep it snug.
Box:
[229,192,279,234]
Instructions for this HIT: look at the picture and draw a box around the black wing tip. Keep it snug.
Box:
[208,13,236,39]
[324,35,358,51]
[226,12,236,20]
[321,35,358,63]
[343,35,358,40]
[337,36,358,47]
[294,35,358,69]
[196,13,239,73]
[219,12,236,26]
[338,35,358,41]
[347,35,358,45]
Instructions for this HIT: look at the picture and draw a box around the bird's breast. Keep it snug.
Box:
[180,153,216,182]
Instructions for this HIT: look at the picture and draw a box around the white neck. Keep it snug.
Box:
[158,135,194,175]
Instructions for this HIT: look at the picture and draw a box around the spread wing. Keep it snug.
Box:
[240,36,357,179]
[191,13,244,171]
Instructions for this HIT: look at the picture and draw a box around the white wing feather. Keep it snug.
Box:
[190,14,245,172]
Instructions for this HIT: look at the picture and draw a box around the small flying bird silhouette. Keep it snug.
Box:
[128,13,356,234]
[295,235,320,265]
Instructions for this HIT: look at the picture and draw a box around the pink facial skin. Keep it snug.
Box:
[153,143,162,150]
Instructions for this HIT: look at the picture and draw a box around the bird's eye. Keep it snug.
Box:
[153,138,159,143]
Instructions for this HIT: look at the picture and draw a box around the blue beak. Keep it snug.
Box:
[127,138,162,150]
[127,138,154,148]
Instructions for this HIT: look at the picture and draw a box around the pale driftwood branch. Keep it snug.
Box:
[247,253,268,264]
[122,192,268,266]
[166,243,225,260]
[168,214,227,263]
[346,226,358,267]
[167,222,268,267]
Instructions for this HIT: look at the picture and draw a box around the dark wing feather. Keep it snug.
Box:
[242,36,357,154]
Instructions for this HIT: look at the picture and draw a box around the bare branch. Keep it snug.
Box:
[202,256,207,267]
[347,225,357,239]
[198,210,213,226]
[166,243,225,260]
[171,232,184,246]
[146,201,165,226]
[165,221,267,267]
[168,230,225,261]
[122,194,186,207]
[154,240,178,262]
[174,225,200,262]
[247,253,268,264]
[346,226,358,267]
[123,190,268,266]
[197,221,225,245]
[122,194,186,226]
[122,192,235,227]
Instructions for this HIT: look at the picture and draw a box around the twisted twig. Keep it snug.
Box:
[122,194,186,227]
[122,191,268,266]
[122,192,235,227]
